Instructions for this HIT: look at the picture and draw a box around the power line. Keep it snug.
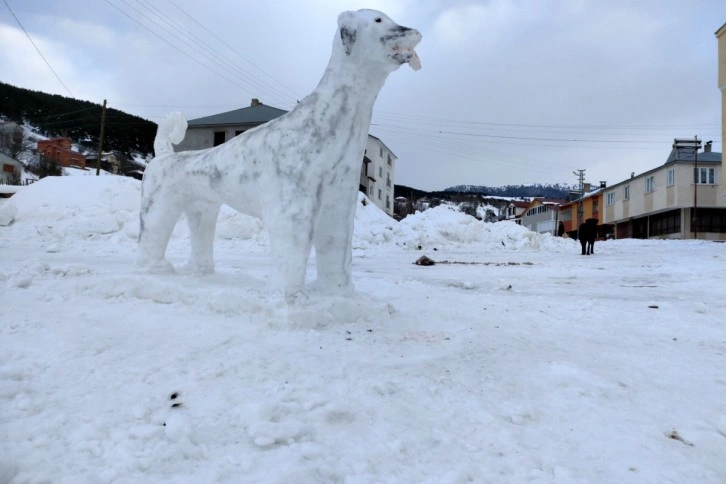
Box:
[104,0,299,109]
[437,130,696,145]
[127,0,297,107]
[103,0,269,102]
[166,0,301,102]
[374,111,720,131]
[1,0,73,96]
[22,106,100,122]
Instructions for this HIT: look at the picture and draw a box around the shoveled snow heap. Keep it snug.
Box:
[2,177,577,255]
[2,176,724,483]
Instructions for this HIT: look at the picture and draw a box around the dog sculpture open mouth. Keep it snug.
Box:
[391,45,421,70]
[385,26,422,70]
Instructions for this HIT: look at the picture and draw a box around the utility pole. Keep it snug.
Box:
[693,135,699,240]
[673,137,701,239]
[573,169,586,239]
[95,99,107,176]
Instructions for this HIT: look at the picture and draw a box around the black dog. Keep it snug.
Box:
[579,219,597,255]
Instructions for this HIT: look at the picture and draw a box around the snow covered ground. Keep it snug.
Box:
[1,177,725,483]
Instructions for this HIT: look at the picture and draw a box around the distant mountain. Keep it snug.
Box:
[0,81,156,156]
[444,183,574,199]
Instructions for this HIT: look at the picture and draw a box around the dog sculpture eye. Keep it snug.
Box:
[375,17,382,23]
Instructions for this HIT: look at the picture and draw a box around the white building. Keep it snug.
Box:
[602,141,725,240]
[361,135,396,216]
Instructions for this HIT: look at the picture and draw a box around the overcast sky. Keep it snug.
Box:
[2,0,725,190]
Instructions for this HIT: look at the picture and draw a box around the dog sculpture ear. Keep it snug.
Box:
[338,11,357,55]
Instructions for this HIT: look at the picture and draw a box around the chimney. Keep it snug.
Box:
[705,140,712,153]
[631,172,635,179]
[599,181,607,189]
[583,183,591,193]
[251,98,261,107]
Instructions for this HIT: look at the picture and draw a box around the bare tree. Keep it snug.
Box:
[0,124,33,159]
[26,154,62,179]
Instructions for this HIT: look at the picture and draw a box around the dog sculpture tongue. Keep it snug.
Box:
[409,50,421,71]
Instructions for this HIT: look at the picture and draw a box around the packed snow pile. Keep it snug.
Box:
[0,176,140,243]
[0,177,576,255]
[352,192,397,248]
[392,204,576,252]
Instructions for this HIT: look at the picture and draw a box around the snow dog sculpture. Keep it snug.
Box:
[138,9,421,298]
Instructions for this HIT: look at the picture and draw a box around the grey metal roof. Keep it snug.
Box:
[665,148,721,164]
[187,104,288,127]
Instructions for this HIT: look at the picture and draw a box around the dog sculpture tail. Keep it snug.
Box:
[153,111,188,156]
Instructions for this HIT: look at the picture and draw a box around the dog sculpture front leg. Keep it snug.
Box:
[312,193,356,292]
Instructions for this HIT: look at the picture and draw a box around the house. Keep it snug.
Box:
[519,197,567,234]
[173,99,397,216]
[0,151,23,185]
[500,200,529,224]
[36,138,86,169]
[602,140,724,240]
[558,184,611,239]
[174,99,288,151]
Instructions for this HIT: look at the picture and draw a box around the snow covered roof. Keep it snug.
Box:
[0,151,23,167]
[187,103,288,128]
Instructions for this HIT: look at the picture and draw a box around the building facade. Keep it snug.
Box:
[0,151,23,184]
[558,188,610,238]
[602,142,725,240]
[173,99,397,216]
[520,198,567,234]
[36,138,86,169]
[361,135,396,216]
[500,200,528,224]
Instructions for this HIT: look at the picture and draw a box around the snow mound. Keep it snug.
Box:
[0,176,576,254]
[0,177,141,247]
[393,204,576,252]
[353,192,397,248]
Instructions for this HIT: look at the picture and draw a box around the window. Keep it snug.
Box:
[213,131,225,146]
[387,154,392,166]
[235,130,245,137]
[592,200,599,213]
[694,167,715,185]
[379,148,383,157]
[624,185,630,200]
[694,208,726,233]
[667,168,675,186]
[649,209,681,236]
[386,195,390,209]
[378,166,383,178]
[378,189,382,200]
[3,164,14,173]
[606,192,615,206]
[369,185,374,195]
[645,176,654,193]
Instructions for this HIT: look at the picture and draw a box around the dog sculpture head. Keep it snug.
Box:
[337,9,421,72]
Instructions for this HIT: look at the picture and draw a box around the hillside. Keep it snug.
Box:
[444,183,574,199]
[0,82,156,157]
[395,183,572,201]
